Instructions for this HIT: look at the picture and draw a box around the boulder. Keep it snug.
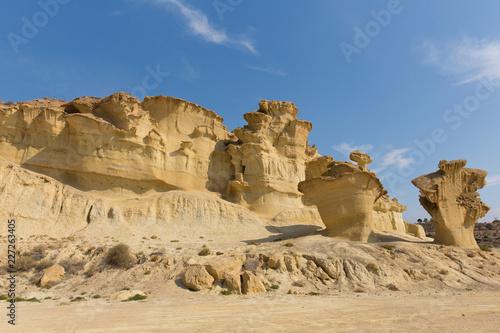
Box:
[241,271,266,295]
[40,264,65,287]
[412,159,490,249]
[223,271,242,294]
[203,256,244,280]
[182,265,214,291]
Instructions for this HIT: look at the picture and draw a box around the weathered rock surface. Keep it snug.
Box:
[298,151,386,241]
[412,159,490,249]
[40,264,65,287]
[109,289,147,301]
[241,271,266,294]
[182,265,215,291]
[0,94,419,241]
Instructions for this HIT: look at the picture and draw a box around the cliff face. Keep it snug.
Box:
[0,93,419,240]
[0,92,232,195]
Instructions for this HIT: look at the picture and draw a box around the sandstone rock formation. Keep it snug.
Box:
[109,289,147,301]
[298,151,386,242]
[182,265,215,291]
[226,100,321,220]
[40,264,65,287]
[0,93,421,241]
[412,159,490,249]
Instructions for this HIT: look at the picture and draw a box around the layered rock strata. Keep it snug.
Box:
[412,159,490,249]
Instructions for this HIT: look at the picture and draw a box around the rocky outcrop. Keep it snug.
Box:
[412,159,490,249]
[226,100,320,220]
[298,151,386,242]
[0,93,420,240]
[373,195,409,234]
[0,93,232,195]
[182,265,215,291]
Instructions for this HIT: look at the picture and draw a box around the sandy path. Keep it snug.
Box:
[8,292,500,332]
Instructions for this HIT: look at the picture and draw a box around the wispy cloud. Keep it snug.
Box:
[487,174,500,187]
[420,37,500,84]
[247,65,287,76]
[151,0,256,53]
[332,142,374,156]
[371,148,412,174]
[177,57,200,80]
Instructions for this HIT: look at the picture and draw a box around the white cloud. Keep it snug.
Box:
[421,37,500,84]
[247,65,287,76]
[371,148,412,173]
[332,142,374,156]
[486,174,500,187]
[152,0,256,53]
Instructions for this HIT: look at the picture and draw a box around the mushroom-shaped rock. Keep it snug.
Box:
[349,150,373,171]
[411,159,490,249]
[299,152,386,242]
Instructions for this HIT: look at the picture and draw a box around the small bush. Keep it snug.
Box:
[151,235,158,239]
[284,243,294,248]
[0,295,8,300]
[198,248,210,256]
[438,269,450,275]
[121,287,130,291]
[92,295,101,299]
[105,244,135,269]
[292,281,305,287]
[479,244,493,252]
[270,285,279,290]
[309,292,319,296]
[246,241,261,246]
[15,256,36,272]
[220,290,232,295]
[122,294,147,302]
[70,297,85,302]
[34,259,54,272]
[170,240,179,243]
[144,270,151,275]
[150,255,160,262]
[84,264,98,278]
[59,259,87,275]
[380,244,393,251]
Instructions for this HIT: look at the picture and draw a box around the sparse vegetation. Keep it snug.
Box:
[84,264,98,278]
[144,270,151,275]
[198,248,211,256]
[15,256,36,272]
[439,269,450,275]
[92,295,101,299]
[270,285,279,290]
[309,292,319,296]
[246,241,261,246]
[380,244,393,251]
[122,294,147,302]
[220,290,232,295]
[284,243,294,247]
[105,244,135,269]
[70,296,85,302]
[59,258,87,275]
[479,244,493,252]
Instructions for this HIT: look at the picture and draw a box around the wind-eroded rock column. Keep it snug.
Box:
[412,159,490,249]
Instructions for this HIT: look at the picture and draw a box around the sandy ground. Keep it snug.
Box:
[8,292,500,332]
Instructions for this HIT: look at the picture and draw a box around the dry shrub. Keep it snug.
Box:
[35,259,54,272]
[59,258,87,275]
[30,245,48,261]
[84,264,98,278]
[15,256,36,272]
[105,244,135,269]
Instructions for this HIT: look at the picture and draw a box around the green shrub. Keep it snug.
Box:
[270,285,279,290]
[198,248,210,256]
[284,243,294,248]
[220,290,232,295]
[105,244,135,269]
[122,294,147,302]
[479,244,493,252]
[380,244,393,251]
[92,295,101,299]
[309,292,319,296]
[70,297,85,302]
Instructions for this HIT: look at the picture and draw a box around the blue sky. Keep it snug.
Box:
[1,0,500,222]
